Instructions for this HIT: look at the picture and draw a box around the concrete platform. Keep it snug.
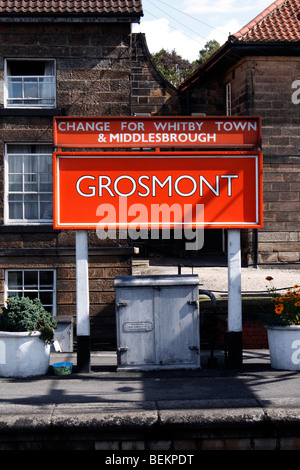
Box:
[1,349,300,451]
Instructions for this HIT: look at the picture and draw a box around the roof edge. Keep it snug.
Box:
[178,41,231,91]
[233,0,288,38]
[0,15,141,22]
[178,39,300,91]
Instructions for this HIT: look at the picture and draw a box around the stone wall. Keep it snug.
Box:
[131,33,180,116]
[249,57,300,266]
[0,21,179,349]
[225,56,300,266]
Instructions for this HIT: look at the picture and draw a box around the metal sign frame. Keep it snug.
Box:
[53,150,263,230]
[53,115,263,371]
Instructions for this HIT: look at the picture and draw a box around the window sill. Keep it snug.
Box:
[0,108,61,116]
[1,225,59,233]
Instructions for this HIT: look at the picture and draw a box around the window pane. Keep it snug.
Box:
[40,271,54,288]
[8,79,22,99]
[7,147,52,222]
[9,174,23,192]
[24,155,37,173]
[24,173,38,192]
[24,78,38,99]
[42,304,53,314]
[9,193,23,202]
[6,270,55,315]
[24,194,38,219]
[7,291,19,298]
[9,201,23,219]
[6,60,55,108]
[7,271,22,289]
[39,292,53,305]
[24,271,38,288]
[40,202,53,219]
[39,155,51,173]
[39,177,52,192]
[8,155,22,173]
[26,292,37,301]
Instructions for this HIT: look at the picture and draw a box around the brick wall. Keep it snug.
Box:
[0,21,180,349]
[180,72,224,116]
[131,34,180,115]
[226,56,300,266]
[260,161,300,264]
[251,57,300,266]
[0,22,133,114]
[242,321,268,349]
[181,54,300,266]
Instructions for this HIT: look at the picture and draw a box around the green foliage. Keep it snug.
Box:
[151,41,221,86]
[151,48,197,86]
[0,296,57,344]
[197,40,221,65]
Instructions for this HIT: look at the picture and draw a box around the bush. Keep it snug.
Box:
[0,296,57,344]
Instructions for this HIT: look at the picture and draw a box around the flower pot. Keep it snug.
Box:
[267,325,300,370]
[0,331,50,377]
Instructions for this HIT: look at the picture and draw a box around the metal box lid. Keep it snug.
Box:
[114,274,199,287]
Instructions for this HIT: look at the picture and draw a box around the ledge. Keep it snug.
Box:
[1,225,58,233]
[0,108,62,116]
[0,246,138,257]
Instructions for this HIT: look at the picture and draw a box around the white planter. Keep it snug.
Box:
[0,331,50,377]
[267,325,300,370]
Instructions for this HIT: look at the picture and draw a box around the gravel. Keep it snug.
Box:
[132,261,300,297]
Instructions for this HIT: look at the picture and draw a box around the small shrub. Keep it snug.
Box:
[0,296,57,344]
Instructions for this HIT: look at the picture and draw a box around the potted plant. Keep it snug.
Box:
[0,296,57,377]
[265,281,300,370]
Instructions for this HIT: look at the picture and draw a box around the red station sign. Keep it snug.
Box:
[54,116,261,149]
[53,116,263,230]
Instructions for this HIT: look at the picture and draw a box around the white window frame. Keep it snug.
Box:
[4,143,53,225]
[4,269,57,316]
[4,58,56,108]
[225,82,232,116]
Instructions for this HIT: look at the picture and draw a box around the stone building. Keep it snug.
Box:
[0,0,179,349]
[179,0,300,268]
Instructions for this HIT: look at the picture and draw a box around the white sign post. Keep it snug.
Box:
[76,230,91,372]
[227,229,243,368]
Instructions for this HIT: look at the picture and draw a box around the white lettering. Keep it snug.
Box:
[149,455,194,465]
[215,121,257,132]
[98,176,114,197]
[152,175,172,196]
[58,121,110,132]
[76,175,96,197]
[104,454,140,467]
[153,121,203,132]
[121,121,145,131]
[291,340,300,365]
[292,80,300,105]
[138,175,150,197]
[76,173,239,198]
[114,175,136,197]
[95,203,116,239]
[175,175,197,197]
[96,199,204,251]
[200,175,219,197]
[109,132,216,144]
[221,175,239,196]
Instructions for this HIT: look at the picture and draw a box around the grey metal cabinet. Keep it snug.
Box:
[114,275,200,370]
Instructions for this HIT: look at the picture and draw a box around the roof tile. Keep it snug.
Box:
[234,0,300,42]
[0,0,143,16]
